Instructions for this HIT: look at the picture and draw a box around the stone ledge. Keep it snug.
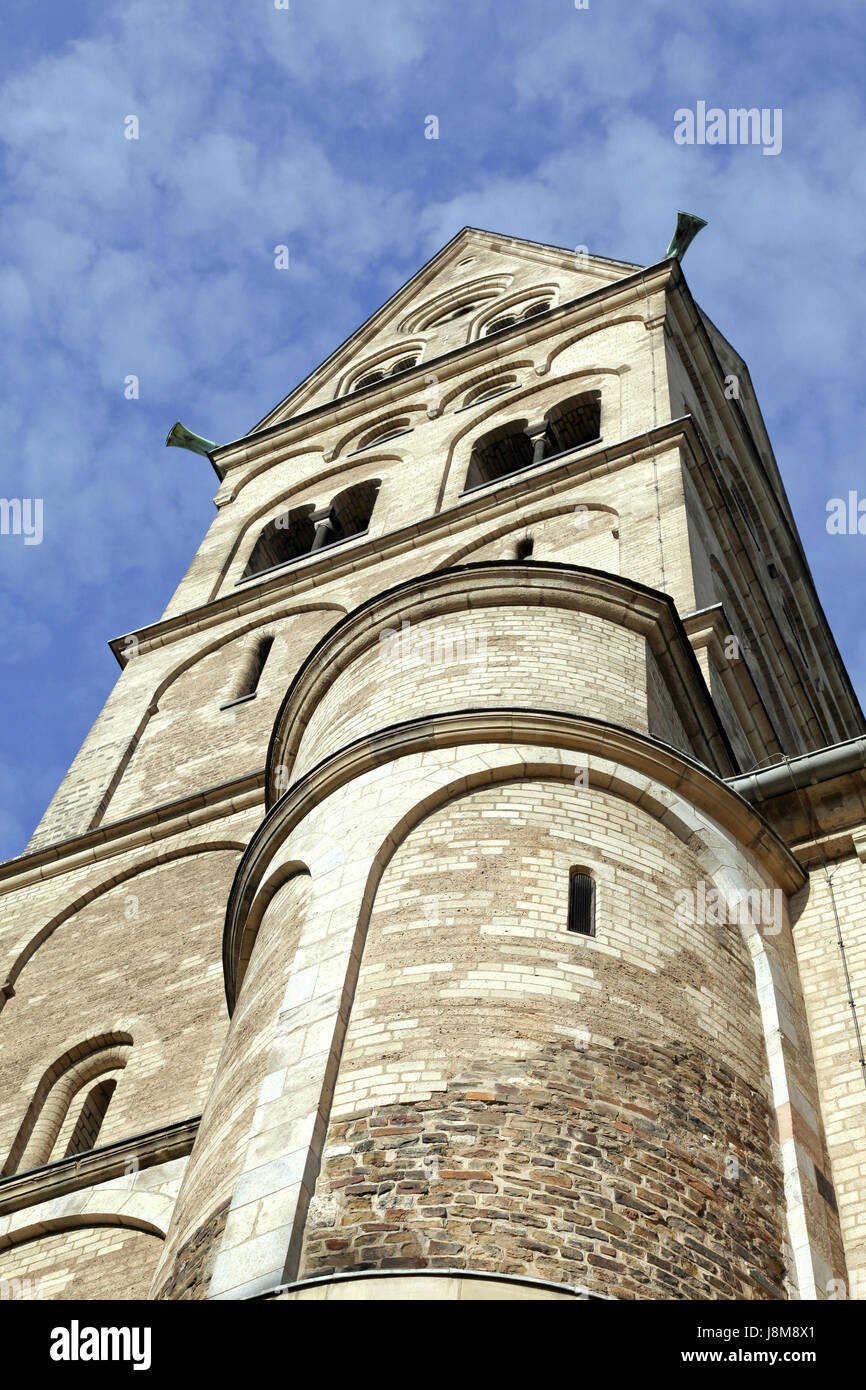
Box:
[0,1116,200,1218]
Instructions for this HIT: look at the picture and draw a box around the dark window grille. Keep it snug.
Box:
[484,315,517,336]
[354,370,386,390]
[568,869,596,936]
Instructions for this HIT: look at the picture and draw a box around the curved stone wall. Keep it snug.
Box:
[150,875,311,1300]
[0,1224,163,1301]
[297,778,786,1299]
[293,605,647,779]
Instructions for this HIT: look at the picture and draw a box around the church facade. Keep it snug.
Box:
[1,228,864,1301]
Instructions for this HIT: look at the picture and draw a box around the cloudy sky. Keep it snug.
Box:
[1,0,864,859]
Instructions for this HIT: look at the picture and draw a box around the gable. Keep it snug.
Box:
[253,227,640,430]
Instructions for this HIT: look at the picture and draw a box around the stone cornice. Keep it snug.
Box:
[666,271,865,733]
[224,706,803,1010]
[0,1117,200,1221]
[0,772,264,895]
[682,605,783,763]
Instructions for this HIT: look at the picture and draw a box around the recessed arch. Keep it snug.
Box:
[238,751,776,1011]
[471,284,559,341]
[400,274,514,334]
[1,843,247,1005]
[3,1033,133,1176]
[542,315,645,375]
[93,603,346,828]
[335,340,426,398]
[210,458,404,600]
[233,862,312,998]
[434,366,625,512]
[223,446,323,506]
[434,502,619,570]
[331,407,425,461]
[0,1212,166,1254]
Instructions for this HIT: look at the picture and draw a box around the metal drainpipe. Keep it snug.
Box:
[725,735,866,804]
[727,735,866,1095]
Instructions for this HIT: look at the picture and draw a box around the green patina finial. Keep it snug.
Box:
[165,421,220,456]
[665,211,707,263]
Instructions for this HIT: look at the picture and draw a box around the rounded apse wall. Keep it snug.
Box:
[297,777,787,1300]
[292,603,648,780]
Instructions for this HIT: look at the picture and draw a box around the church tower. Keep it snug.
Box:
[2,228,865,1302]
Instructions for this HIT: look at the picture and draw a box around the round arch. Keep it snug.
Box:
[1,843,246,1004]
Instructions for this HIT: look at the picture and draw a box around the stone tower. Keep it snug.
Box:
[2,228,865,1303]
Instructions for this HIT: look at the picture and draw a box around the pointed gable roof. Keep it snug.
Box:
[252,226,641,431]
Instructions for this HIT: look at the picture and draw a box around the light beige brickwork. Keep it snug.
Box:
[2,226,864,1301]
[793,857,866,1296]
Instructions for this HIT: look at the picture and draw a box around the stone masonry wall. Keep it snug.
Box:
[301,1039,786,1300]
[792,856,866,1295]
[0,1225,163,1301]
[293,607,648,779]
[298,778,786,1297]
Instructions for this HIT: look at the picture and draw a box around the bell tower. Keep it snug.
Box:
[1,227,865,1303]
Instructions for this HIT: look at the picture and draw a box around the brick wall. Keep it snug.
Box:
[0,1224,162,1301]
[792,857,866,1294]
[293,607,649,779]
[299,779,785,1298]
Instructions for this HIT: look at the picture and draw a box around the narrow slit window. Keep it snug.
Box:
[568,869,596,936]
[243,635,274,697]
[222,635,274,709]
[64,1078,117,1158]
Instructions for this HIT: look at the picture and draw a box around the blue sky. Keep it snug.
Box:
[1,0,864,859]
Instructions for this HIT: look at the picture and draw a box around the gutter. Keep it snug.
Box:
[726,734,866,805]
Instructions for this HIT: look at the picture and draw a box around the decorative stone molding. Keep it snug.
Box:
[0,1118,199,1218]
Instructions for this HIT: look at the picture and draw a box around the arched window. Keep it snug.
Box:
[355,415,412,451]
[568,869,596,936]
[389,356,417,376]
[544,392,602,456]
[464,420,533,490]
[522,301,550,320]
[64,1079,117,1158]
[461,374,518,409]
[241,484,379,581]
[354,370,386,391]
[3,1035,131,1176]
[242,504,317,579]
[484,315,518,336]
[326,479,381,545]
